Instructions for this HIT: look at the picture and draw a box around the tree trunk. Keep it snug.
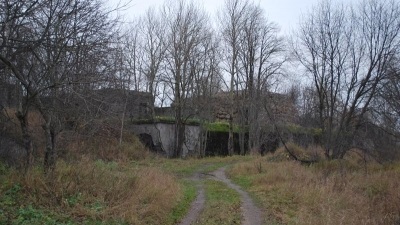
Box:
[16,111,33,171]
[43,120,57,173]
[175,117,185,157]
[199,126,208,157]
[228,114,234,156]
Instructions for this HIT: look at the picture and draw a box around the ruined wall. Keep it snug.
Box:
[93,89,153,120]
[181,91,298,125]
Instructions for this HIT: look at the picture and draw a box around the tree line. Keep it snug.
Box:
[1,0,399,171]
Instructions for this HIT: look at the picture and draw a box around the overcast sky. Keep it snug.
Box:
[108,0,350,35]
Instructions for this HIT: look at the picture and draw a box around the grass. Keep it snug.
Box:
[227,154,400,225]
[1,116,400,225]
[167,180,197,224]
[196,179,242,225]
[2,154,400,225]
[0,132,247,225]
[0,158,181,225]
[3,151,400,225]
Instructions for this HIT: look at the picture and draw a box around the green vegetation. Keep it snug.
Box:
[131,116,202,126]
[168,180,197,224]
[196,180,241,225]
[203,121,244,133]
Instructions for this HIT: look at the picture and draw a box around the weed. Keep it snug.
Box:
[13,205,59,225]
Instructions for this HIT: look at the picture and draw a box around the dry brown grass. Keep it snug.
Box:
[272,142,325,162]
[228,155,400,225]
[1,108,181,224]
[2,157,181,224]
[59,132,154,162]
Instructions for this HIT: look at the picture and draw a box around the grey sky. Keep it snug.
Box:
[107,0,346,35]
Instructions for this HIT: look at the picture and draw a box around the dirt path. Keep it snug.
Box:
[178,166,263,225]
[211,167,264,225]
[178,172,205,225]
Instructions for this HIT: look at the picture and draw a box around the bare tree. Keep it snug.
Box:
[377,58,400,132]
[0,0,117,171]
[161,0,211,157]
[238,4,285,154]
[293,0,400,159]
[219,0,249,156]
[219,0,285,155]
[138,8,167,117]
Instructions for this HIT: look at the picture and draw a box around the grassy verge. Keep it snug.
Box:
[227,155,400,225]
[160,156,249,177]
[196,179,241,225]
[167,180,197,224]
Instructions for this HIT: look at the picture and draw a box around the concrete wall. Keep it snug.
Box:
[130,123,201,157]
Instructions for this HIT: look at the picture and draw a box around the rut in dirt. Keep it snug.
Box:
[178,167,264,225]
[178,172,205,225]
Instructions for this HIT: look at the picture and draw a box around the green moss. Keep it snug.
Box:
[203,121,244,133]
[131,116,202,126]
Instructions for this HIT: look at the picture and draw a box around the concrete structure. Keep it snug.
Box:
[128,123,201,157]
[157,91,298,125]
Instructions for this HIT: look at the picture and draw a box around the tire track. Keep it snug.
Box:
[178,166,264,225]
[178,172,205,225]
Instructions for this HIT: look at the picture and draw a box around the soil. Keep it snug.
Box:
[178,166,264,225]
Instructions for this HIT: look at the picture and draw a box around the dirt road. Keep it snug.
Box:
[178,166,264,225]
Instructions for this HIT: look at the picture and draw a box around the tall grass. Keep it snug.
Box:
[0,121,177,224]
[0,158,181,224]
[59,132,155,162]
[228,153,400,225]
